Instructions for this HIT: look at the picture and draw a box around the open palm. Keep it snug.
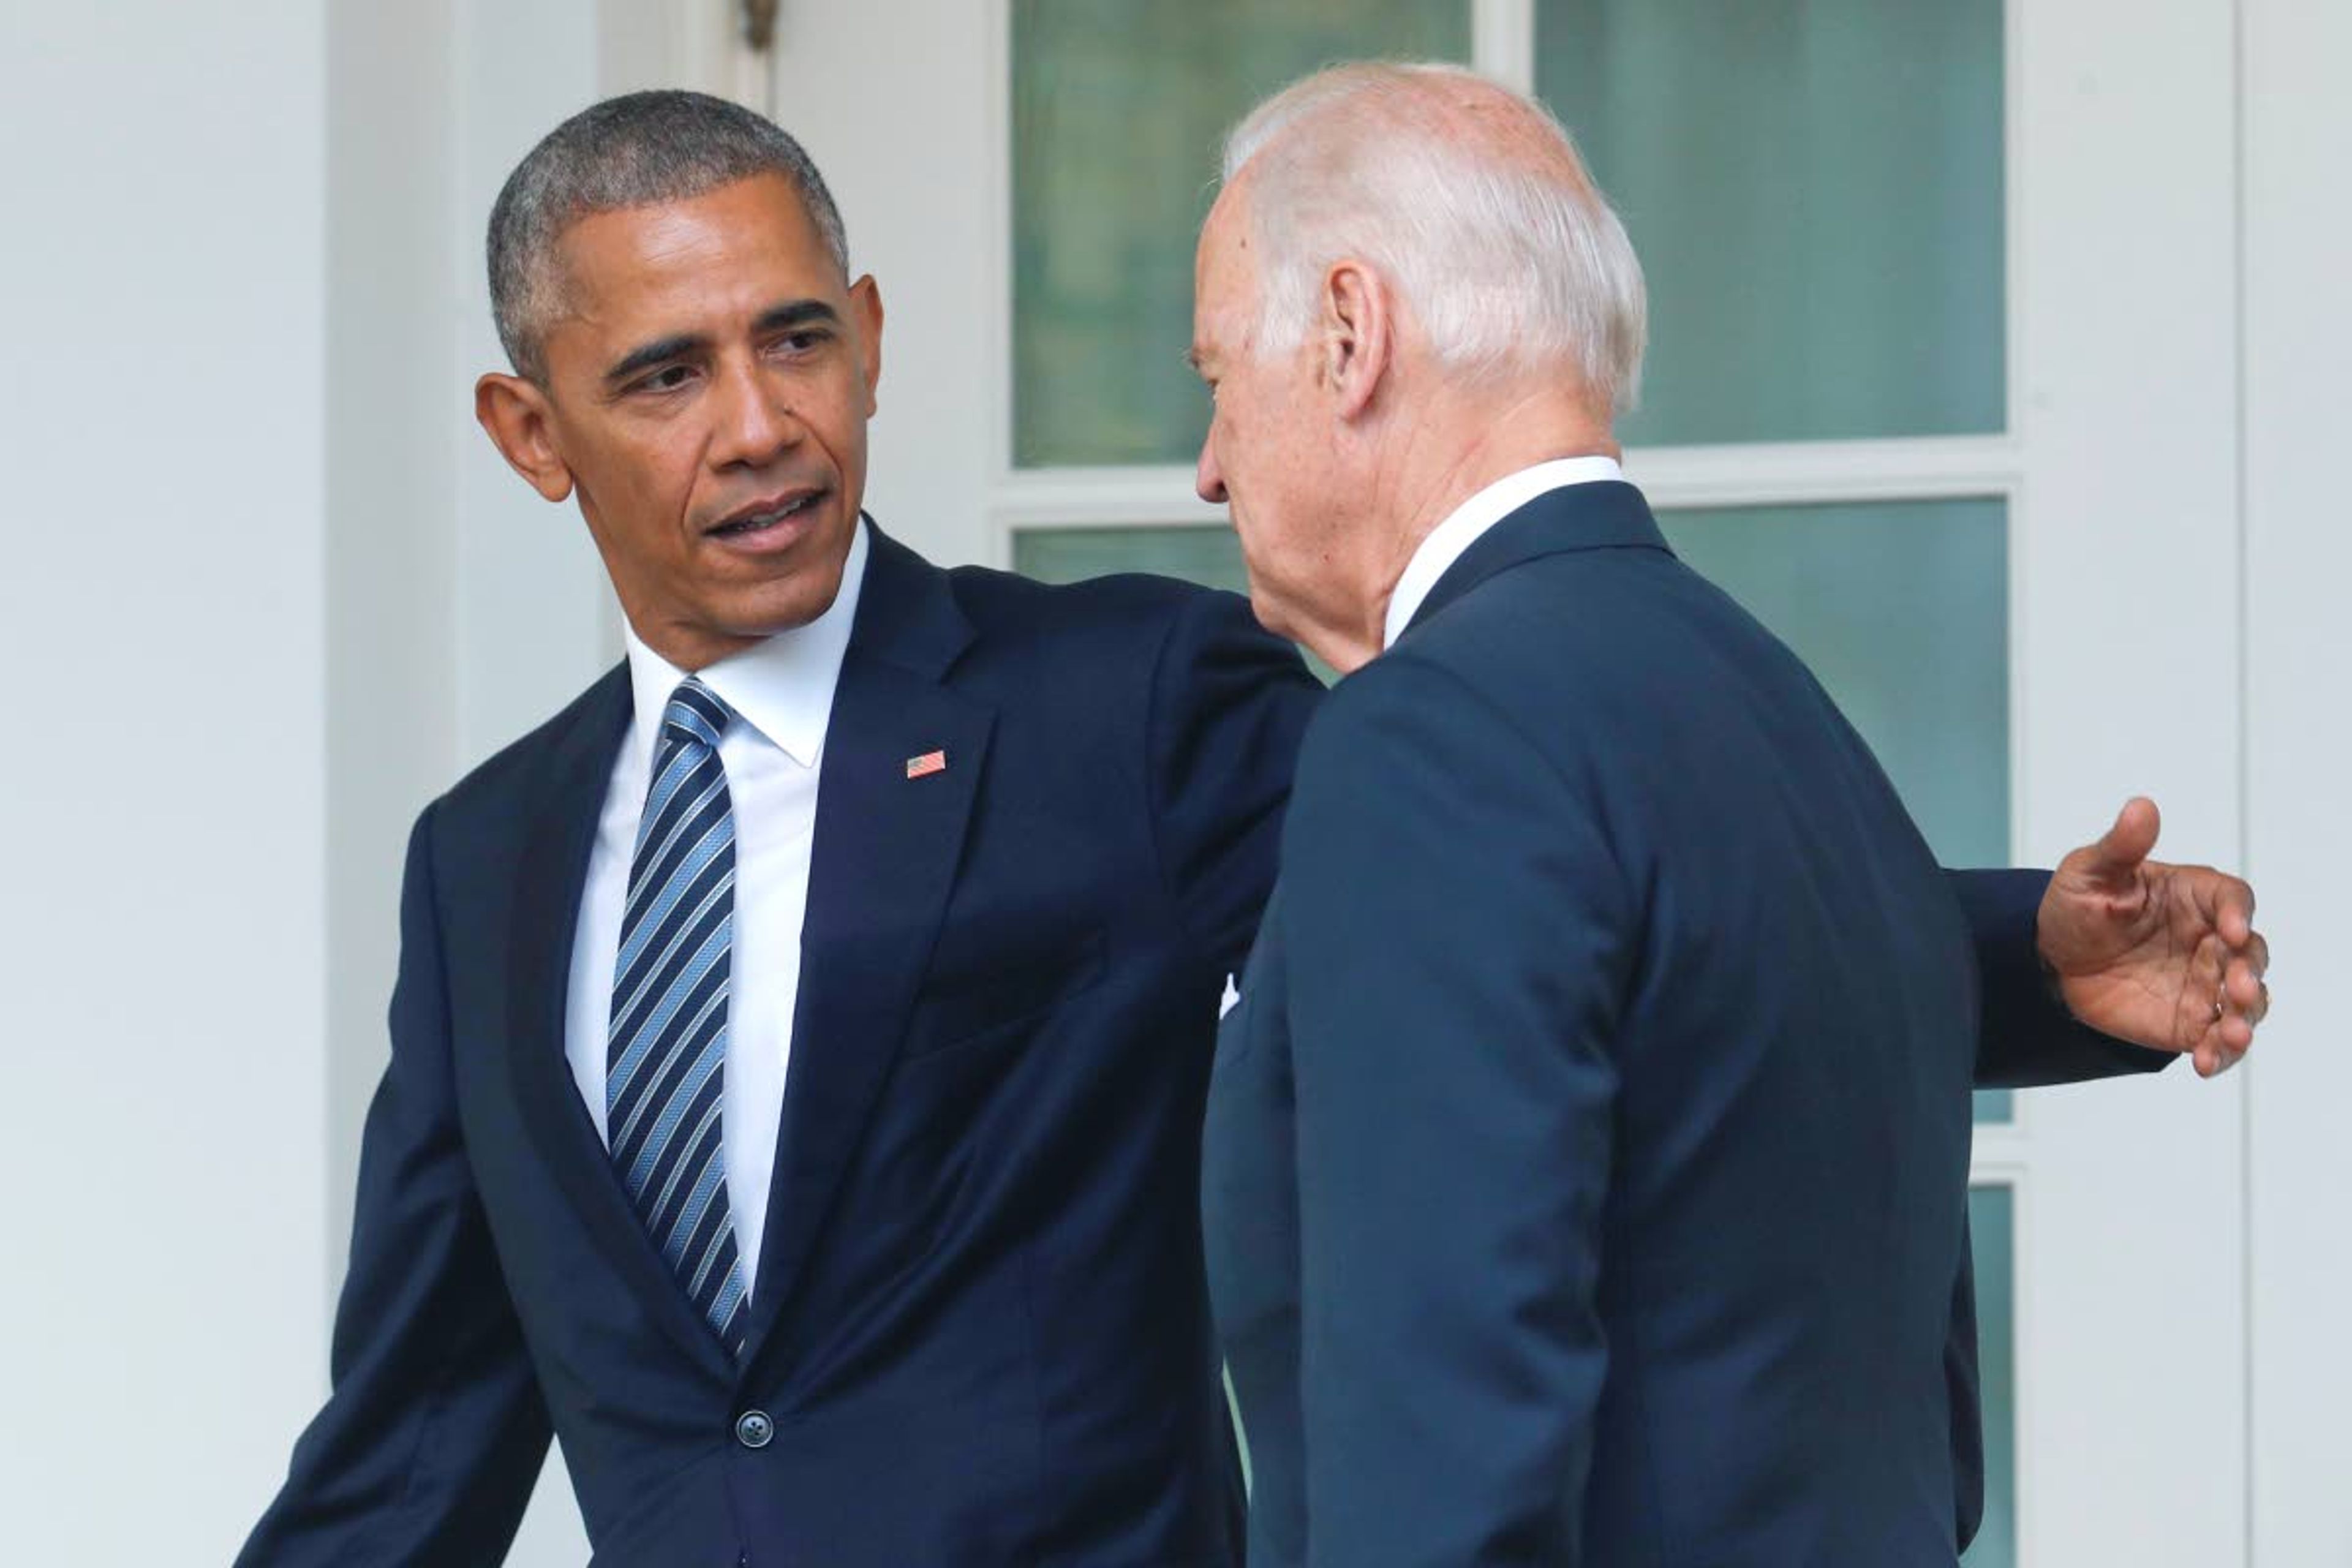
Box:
[2037,797,2269,1077]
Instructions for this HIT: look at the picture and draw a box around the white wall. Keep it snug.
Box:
[0,2,331,1559]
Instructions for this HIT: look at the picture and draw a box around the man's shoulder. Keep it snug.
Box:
[936,565,1303,723]
[942,562,1254,651]
[1394,541,1762,715]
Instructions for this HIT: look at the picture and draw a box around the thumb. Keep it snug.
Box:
[2068,796,2161,888]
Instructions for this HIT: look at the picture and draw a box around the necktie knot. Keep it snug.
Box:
[663,677,732,750]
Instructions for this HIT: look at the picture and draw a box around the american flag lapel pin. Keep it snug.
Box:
[905,748,948,780]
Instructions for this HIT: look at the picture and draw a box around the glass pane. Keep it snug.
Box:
[1537,0,2005,444]
[1659,499,2007,865]
[1962,1183,2017,1568]
[1013,0,1470,467]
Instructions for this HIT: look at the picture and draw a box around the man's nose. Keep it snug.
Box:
[1195,437,1227,505]
[711,361,801,467]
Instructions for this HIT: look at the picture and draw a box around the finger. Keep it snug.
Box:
[2195,1035,2239,1077]
[2224,956,2267,1020]
[2195,1025,2250,1077]
[2070,796,2162,889]
[2242,973,2269,1027]
[2189,869,2258,948]
[2244,930,2270,979]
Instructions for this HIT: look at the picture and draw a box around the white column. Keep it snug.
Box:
[0,3,331,1560]
[2242,0,2352,1559]
[2009,0,2248,1561]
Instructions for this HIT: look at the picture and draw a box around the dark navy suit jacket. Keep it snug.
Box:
[242,516,2147,1566]
[239,529,1321,1566]
[1203,483,2161,1567]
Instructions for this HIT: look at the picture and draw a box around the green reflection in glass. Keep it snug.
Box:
[1962,1183,2016,1568]
[1659,499,2007,867]
[1537,0,2005,444]
[1013,0,1469,467]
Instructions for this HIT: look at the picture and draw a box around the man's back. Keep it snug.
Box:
[1206,483,1978,1566]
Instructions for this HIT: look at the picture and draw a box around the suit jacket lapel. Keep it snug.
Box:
[1405,479,1672,639]
[506,663,736,1375]
[744,530,994,1361]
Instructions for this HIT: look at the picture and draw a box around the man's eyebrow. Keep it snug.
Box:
[604,333,706,387]
[753,298,842,336]
[600,301,844,388]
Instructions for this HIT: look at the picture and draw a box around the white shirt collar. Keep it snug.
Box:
[622,516,872,771]
[1381,456,1626,649]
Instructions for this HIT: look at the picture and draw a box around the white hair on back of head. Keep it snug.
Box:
[1221,61,1646,413]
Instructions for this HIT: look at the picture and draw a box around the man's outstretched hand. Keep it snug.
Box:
[2038,797,2271,1077]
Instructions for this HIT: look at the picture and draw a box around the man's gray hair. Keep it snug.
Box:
[1221,62,1646,413]
[487,89,849,382]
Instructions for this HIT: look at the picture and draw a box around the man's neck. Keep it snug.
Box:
[1363,384,1617,643]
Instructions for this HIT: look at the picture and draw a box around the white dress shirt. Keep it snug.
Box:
[1381,455,1626,650]
[564,519,870,1299]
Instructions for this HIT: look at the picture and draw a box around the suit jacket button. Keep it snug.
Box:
[734,1410,774,1449]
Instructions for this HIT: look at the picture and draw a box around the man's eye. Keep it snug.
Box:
[769,330,831,356]
[633,365,696,394]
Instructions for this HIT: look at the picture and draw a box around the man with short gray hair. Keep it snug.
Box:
[1196,61,2269,1567]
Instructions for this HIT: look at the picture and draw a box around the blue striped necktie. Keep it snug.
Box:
[608,676,750,1353]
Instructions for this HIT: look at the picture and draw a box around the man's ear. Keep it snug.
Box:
[849,274,885,418]
[475,372,576,503]
[1319,259,1391,420]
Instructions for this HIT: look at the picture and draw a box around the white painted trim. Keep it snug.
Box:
[993,466,1213,532]
[2000,0,2033,892]
[1970,1125,2031,1185]
[2240,0,2352,1558]
[987,439,2020,540]
[1624,437,2018,510]
[986,0,1017,541]
[1472,0,1538,92]
[2010,1170,2038,1568]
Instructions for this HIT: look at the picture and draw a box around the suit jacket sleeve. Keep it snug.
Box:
[238,806,551,1566]
[1147,590,1321,977]
[1281,654,1628,1568]
[1948,868,2173,1087]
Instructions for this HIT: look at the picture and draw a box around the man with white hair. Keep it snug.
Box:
[1195,62,2269,1566]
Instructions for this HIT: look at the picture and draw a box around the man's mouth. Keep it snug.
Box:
[708,488,826,540]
